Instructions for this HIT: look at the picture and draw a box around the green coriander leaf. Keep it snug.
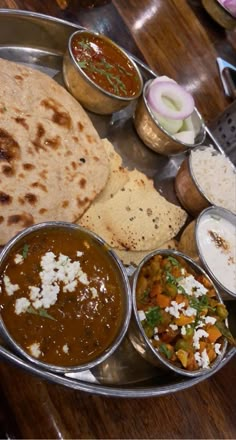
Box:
[167,256,180,266]
[22,244,29,259]
[145,306,162,328]
[77,60,87,69]
[159,343,172,359]
[165,271,176,285]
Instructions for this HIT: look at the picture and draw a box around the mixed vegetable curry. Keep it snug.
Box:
[136,254,234,371]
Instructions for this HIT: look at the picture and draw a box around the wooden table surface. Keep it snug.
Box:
[0,0,235,438]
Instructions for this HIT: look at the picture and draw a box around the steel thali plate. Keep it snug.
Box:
[0,9,235,397]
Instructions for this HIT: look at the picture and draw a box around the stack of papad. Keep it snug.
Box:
[0,58,109,245]
[79,139,187,265]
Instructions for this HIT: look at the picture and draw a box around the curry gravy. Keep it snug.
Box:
[0,228,124,367]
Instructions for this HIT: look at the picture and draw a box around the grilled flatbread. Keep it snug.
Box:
[0,58,109,244]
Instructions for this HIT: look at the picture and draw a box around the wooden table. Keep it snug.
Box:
[0,1,235,438]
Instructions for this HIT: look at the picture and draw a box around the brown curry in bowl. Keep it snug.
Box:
[0,224,130,369]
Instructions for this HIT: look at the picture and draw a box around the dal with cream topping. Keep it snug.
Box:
[0,227,125,367]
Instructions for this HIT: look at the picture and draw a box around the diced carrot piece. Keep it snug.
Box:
[199,341,207,353]
[207,347,217,362]
[175,294,189,306]
[175,315,195,326]
[207,325,222,343]
[156,293,171,308]
[150,284,162,297]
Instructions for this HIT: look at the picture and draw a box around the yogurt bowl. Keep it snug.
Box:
[179,206,236,300]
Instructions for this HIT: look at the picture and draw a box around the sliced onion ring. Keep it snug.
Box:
[147,81,194,120]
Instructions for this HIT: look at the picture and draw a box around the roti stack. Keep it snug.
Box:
[79,139,187,265]
[0,58,109,245]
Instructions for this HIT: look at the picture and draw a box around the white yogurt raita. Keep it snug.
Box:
[197,213,236,294]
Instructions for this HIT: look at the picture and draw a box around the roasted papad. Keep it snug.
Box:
[79,140,187,265]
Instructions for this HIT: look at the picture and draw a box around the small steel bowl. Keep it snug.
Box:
[133,80,206,156]
[128,249,228,377]
[175,146,236,216]
[63,29,143,115]
[179,206,236,301]
[0,222,132,374]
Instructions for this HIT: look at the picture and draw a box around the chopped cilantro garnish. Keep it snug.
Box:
[139,290,149,303]
[167,256,180,266]
[159,343,172,359]
[165,271,176,285]
[22,244,29,259]
[145,306,162,328]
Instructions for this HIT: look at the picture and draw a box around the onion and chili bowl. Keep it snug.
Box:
[63,29,143,115]
[129,249,234,377]
[0,222,132,374]
[134,80,206,156]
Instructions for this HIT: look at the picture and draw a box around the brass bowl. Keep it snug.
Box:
[63,30,143,115]
[175,153,211,217]
[133,80,206,156]
[128,249,228,377]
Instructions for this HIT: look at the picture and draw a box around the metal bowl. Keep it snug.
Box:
[129,249,228,377]
[63,29,143,115]
[175,145,236,216]
[0,222,132,374]
[133,80,206,156]
[179,207,236,301]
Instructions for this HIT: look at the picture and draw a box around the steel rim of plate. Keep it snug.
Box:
[0,8,235,397]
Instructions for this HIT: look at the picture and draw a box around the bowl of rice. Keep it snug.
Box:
[175,146,236,216]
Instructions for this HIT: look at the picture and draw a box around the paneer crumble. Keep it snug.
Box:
[0,228,124,367]
[136,254,235,371]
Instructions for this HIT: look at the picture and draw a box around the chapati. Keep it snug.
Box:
[0,58,109,245]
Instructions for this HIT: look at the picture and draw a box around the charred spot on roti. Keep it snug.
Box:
[93,156,99,162]
[23,163,35,171]
[0,192,12,205]
[24,193,37,205]
[14,117,29,130]
[18,173,25,179]
[18,197,25,205]
[0,216,4,224]
[86,135,94,144]
[1,165,14,176]
[73,136,79,142]
[77,196,89,207]
[14,75,23,81]
[80,158,86,163]
[38,170,48,180]
[65,150,72,157]
[0,129,20,163]
[31,182,47,193]
[62,200,69,208]
[45,136,61,150]
[71,161,77,170]
[41,98,71,129]
[77,122,84,131]
[79,178,86,189]
[147,208,152,216]
[7,213,34,227]
[39,208,47,215]
[32,123,47,152]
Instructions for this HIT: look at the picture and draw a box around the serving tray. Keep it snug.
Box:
[0,9,235,397]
